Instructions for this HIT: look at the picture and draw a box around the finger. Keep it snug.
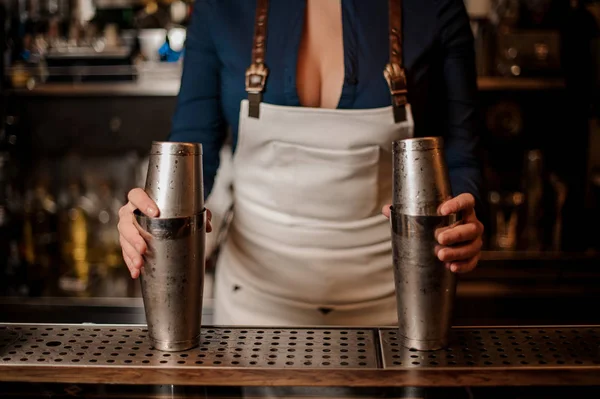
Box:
[381,204,392,218]
[437,222,483,246]
[434,220,463,241]
[446,254,480,274]
[117,219,147,255]
[122,250,140,279]
[437,238,482,263]
[127,188,159,217]
[122,250,131,271]
[206,209,213,233]
[121,249,141,279]
[120,236,144,271]
[439,193,475,216]
[118,202,138,219]
[122,250,131,269]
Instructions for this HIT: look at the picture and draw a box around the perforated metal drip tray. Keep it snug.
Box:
[2,324,600,387]
[380,327,600,368]
[0,325,377,369]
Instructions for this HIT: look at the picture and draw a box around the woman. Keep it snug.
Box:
[118,0,484,326]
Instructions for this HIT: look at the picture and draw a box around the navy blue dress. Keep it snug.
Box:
[169,0,482,208]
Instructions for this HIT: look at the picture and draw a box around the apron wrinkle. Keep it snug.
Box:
[234,220,394,258]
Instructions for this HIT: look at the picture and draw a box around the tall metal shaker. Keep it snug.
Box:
[391,137,459,351]
[134,141,206,352]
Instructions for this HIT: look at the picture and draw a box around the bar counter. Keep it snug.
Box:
[2,323,600,388]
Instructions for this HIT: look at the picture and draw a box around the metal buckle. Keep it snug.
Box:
[383,62,408,97]
[245,63,269,93]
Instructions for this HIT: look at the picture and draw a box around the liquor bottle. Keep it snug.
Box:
[0,151,20,295]
[22,173,60,296]
[96,179,123,271]
[94,178,129,297]
[57,179,90,296]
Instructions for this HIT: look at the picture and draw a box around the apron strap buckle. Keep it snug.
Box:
[384,62,408,123]
[245,63,269,93]
[246,63,269,118]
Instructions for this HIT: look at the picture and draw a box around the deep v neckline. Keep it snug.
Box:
[295,0,345,109]
[289,0,351,110]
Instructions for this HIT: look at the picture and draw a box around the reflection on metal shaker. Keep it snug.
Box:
[134,142,206,352]
[391,137,459,351]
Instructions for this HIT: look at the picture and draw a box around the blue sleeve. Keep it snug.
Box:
[169,0,226,199]
[436,0,484,212]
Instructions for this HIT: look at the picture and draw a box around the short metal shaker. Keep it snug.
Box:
[390,137,460,351]
[134,141,206,352]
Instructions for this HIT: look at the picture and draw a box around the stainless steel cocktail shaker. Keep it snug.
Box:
[134,141,206,352]
[391,137,459,351]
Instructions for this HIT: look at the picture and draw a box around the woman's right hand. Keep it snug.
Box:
[118,188,159,279]
[118,188,213,279]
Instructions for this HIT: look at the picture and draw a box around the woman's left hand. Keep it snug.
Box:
[382,193,484,274]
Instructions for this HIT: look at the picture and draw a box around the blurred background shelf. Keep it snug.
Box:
[477,77,567,91]
[4,76,570,98]
[480,250,600,262]
[1,249,600,327]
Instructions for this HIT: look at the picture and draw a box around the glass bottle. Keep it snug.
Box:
[0,152,24,296]
[57,179,91,296]
[23,173,60,296]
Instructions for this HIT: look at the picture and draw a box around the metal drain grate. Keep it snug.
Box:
[380,327,600,368]
[3,324,600,387]
[0,327,22,352]
[0,325,377,369]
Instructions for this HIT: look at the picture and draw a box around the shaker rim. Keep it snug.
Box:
[150,141,203,155]
[392,136,444,152]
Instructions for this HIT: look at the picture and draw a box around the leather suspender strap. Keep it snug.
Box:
[246,0,269,118]
[384,0,408,123]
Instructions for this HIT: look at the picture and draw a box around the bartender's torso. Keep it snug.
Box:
[212,0,461,131]
[171,0,479,203]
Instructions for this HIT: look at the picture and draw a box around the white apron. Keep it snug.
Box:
[212,100,414,326]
